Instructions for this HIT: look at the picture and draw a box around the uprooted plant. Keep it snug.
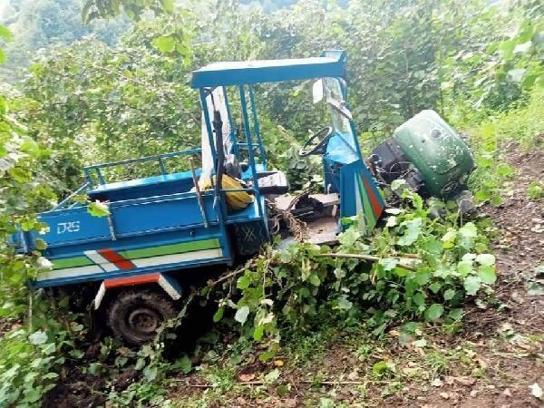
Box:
[187,186,498,362]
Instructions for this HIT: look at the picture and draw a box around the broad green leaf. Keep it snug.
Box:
[336,296,353,310]
[264,368,281,384]
[253,325,264,341]
[29,330,47,345]
[415,271,430,285]
[441,229,457,249]
[23,388,41,403]
[412,292,425,306]
[458,222,477,250]
[20,137,41,157]
[88,200,110,217]
[424,304,444,322]
[443,289,456,301]
[338,227,361,246]
[499,39,515,60]
[308,273,321,286]
[162,0,175,13]
[475,254,495,266]
[464,276,481,296]
[514,41,532,54]
[478,265,497,284]
[143,365,158,381]
[177,355,193,374]
[152,35,176,53]
[508,68,526,83]
[398,218,423,246]
[447,308,464,321]
[237,274,251,289]
[0,25,12,41]
[457,260,473,276]
[413,338,427,348]
[213,306,224,322]
[379,257,398,271]
[429,282,442,294]
[34,239,47,251]
[385,215,397,228]
[372,360,395,377]
[234,306,250,325]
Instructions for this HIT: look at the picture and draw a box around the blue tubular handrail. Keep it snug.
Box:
[83,148,202,186]
[52,182,91,211]
[239,85,263,218]
[248,85,266,167]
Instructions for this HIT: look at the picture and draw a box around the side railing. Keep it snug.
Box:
[83,148,202,187]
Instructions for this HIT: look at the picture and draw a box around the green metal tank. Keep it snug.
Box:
[393,110,474,198]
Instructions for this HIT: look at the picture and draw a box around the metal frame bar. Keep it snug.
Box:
[239,85,263,218]
[84,148,201,186]
[52,182,90,211]
[199,87,232,262]
[248,85,267,167]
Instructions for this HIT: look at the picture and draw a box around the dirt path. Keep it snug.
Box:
[413,146,544,407]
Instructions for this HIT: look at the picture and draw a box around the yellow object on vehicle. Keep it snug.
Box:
[198,174,254,211]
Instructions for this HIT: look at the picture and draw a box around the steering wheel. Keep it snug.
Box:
[298,126,334,157]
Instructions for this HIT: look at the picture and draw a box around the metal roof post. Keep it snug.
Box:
[248,85,266,167]
[239,85,262,217]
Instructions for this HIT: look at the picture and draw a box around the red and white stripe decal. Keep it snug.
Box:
[97,249,136,270]
[84,249,135,272]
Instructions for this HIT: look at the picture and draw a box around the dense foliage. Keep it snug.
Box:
[13,0,543,193]
[213,186,496,360]
[0,0,129,83]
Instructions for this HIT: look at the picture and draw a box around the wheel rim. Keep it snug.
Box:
[127,308,162,336]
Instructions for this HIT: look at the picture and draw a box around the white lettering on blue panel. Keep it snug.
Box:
[57,221,81,234]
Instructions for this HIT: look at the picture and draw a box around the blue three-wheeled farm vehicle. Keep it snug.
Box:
[12,51,475,344]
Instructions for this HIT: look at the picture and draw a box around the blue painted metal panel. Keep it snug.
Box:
[88,169,199,199]
[37,207,111,247]
[43,225,223,260]
[191,53,346,88]
[111,193,217,237]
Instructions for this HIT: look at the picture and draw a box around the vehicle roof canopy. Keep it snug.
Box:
[191,50,346,88]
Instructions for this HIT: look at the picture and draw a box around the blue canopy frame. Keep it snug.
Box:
[191,51,348,227]
[191,51,346,88]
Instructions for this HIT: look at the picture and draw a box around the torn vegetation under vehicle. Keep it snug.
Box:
[11,50,475,345]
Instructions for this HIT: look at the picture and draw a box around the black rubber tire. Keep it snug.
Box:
[106,289,177,346]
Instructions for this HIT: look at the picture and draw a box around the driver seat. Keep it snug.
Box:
[256,171,289,195]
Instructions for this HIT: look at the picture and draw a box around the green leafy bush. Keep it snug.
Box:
[213,188,496,360]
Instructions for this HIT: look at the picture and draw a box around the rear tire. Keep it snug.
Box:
[107,289,177,346]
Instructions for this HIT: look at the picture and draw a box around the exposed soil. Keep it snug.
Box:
[406,146,544,408]
[43,365,107,408]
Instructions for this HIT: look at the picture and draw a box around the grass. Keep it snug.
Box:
[527,181,544,200]
[462,87,544,205]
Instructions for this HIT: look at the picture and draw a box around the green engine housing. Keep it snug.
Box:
[393,110,474,197]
